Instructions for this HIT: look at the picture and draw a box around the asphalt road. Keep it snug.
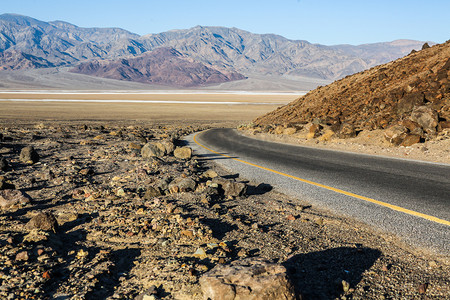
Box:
[186,128,450,255]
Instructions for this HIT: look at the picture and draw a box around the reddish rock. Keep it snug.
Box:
[401,134,421,147]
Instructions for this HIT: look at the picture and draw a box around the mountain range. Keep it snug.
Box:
[0,13,429,88]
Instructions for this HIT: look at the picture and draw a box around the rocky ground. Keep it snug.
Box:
[1,121,449,300]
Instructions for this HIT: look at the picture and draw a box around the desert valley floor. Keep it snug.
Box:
[0,92,449,299]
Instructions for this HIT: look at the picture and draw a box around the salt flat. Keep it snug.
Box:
[0,92,297,124]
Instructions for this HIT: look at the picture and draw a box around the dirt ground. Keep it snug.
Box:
[0,98,449,299]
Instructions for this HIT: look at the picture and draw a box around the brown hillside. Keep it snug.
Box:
[254,42,450,146]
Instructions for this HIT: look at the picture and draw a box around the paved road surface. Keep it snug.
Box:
[186,128,450,255]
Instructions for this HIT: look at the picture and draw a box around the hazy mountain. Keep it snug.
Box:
[71,47,246,87]
[0,13,429,87]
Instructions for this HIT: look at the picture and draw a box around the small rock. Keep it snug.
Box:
[202,169,218,179]
[0,189,31,209]
[286,214,296,221]
[342,280,350,293]
[418,283,428,294]
[143,186,162,199]
[15,251,29,261]
[26,212,58,232]
[19,146,40,164]
[129,142,142,150]
[307,123,323,139]
[283,127,297,135]
[200,258,296,300]
[193,247,207,259]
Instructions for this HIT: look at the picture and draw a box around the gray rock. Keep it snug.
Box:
[169,177,197,193]
[156,178,170,192]
[161,140,175,155]
[19,146,39,164]
[199,258,296,300]
[213,177,247,197]
[141,142,166,158]
[174,146,192,160]
[410,106,438,134]
[0,189,31,209]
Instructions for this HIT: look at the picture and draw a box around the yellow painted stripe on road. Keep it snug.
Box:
[193,132,450,227]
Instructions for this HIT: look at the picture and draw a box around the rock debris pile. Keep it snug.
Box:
[252,41,450,147]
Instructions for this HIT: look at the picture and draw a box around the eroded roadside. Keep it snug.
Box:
[239,125,450,165]
[0,121,449,299]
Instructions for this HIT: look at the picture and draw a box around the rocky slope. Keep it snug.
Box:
[0,14,426,84]
[253,41,450,147]
[0,50,55,70]
[70,47,246,87]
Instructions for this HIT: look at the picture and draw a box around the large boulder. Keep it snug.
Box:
[410,106,438,134]
[200,258,296,300]
[168,177,197,193]
[384,125,407,145]
[141,142,166,158]
[161,140,175,155]
[19,146,39,164]
[174,146,192,160]
[212,177,247,197]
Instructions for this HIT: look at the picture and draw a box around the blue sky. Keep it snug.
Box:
[1,0,449,45]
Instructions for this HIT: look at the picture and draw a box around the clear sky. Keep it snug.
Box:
[1,0,449,45]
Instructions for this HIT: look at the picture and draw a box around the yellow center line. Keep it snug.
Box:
[193,132,450,227]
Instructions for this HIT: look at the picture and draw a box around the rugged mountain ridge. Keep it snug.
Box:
[254,42,450,146]
[70,47,246,87]
[0,13,427,86]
